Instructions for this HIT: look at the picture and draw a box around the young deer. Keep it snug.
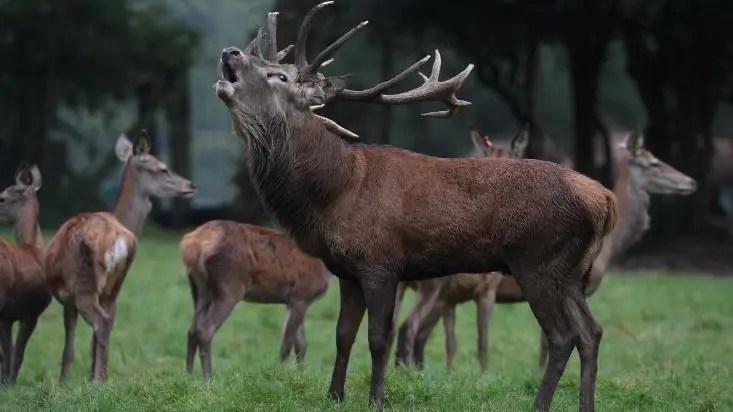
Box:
[392,126,529,372]
[45,131,196,382]
[181,220,332,378]
[0,164,50,384]
[495,131,697,368]
[215,4,617,411]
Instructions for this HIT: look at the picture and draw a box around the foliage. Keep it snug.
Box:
[0,230,731,411]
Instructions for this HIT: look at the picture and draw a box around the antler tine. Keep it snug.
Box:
[294,1,334,68]
[305,20,369,74]
[267,12,294,63]
[335,50,474,119]
[244,27,265,58]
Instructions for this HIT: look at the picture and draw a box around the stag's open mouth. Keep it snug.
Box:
[221,61,237,83]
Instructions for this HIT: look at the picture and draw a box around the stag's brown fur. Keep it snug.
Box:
[392,127,528,372]
[491,132,696,368]
[46,132,195,382]
[215,5,618,411]
[181,220,331,378]
[0,165,49,384]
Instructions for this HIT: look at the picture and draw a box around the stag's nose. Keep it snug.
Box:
[221,47,241,63]
[190,182,197,190]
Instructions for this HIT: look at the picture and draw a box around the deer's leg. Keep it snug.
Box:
[387,282,407,357]
[194,292,240,380]
[294,321,307,362]
[10,316,39,383]
[520,277,581,412]
[327,278,366,402]
[74,294,111,382]
[60,304,78,381]
[443,304,457,371]
[412,299,446,369]
[361,272,398,406]
[0,321,12,385]
[476,288,497,374]
[395,281,440,367]
[91,300,118,382]
[576,297,603,412]
[538,330,549,369]
[279,300,307,363]
[186,275,210,374]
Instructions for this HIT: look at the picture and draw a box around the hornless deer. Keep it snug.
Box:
[45,131,196,382]
[0,164,50,384]
[214,4,618,411]
[392,126,529,372]
[181,220,332,378]
[495,131,697,368]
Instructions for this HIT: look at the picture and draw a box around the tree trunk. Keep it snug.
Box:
[166,71,193,228]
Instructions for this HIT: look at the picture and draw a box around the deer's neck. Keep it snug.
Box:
[244,114,350,245]
[599,159,650,265]
[14,195,44,253]
[111,164,151,236]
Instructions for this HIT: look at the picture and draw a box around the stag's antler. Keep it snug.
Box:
[266,12,293,63]
[287,1,473,138]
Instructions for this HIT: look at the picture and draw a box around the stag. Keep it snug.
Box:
[45,131,196,381]
[494,131,696,368]
[182,220,332,378]
[214,3,617,411]
[0,164,50,384]
[392,126,529,372]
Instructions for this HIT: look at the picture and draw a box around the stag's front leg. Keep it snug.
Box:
[361,271,399,406]
[0,321,11,385]
[328,278,366,402]
[387,282,407,358]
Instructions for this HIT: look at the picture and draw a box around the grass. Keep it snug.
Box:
[1,229,732,412]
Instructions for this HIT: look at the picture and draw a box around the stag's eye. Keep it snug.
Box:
[268,73,288,83]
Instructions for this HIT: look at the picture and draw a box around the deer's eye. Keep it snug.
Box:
[268,73,288,83]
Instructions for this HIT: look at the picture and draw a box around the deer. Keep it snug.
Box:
[0,164,50,384]
[45,131,196,382]
[493,131,697,369]
[214,3,618,411]
[181,219,332,378]
[391,126,529,373]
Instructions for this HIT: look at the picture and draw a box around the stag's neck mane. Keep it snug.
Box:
[111,163,151,236]
[597,157,650,266]
[14,194,44,253]
[241,112,351,245]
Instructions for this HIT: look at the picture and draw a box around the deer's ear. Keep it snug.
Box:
[469,126,491,155]
[511,127,530,158]
[321,75,352,100]
[115,133,134,162]
[134,130,151,155]
[27,165,42,192]
[14,161,31,186]
[625,132,644,156]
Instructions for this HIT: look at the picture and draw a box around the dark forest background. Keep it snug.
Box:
[1,0,732,273]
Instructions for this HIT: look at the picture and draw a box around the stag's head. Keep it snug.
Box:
[115,131,197,199]
[0,163,41,223]
[621,132,697,195]
[216,1,474,141]
[470,125,529,159]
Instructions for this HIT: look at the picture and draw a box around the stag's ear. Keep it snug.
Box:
[625,132,644,157]
[511,127,530,158]
[27,165,42,192]
[134,129,151,155]
[115,133,134,162]
[321,75,352,100]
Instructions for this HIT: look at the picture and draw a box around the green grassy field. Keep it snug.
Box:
[0,228,732,412]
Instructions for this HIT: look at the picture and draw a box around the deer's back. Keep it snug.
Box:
[182,220,329,303]
[46,212,137,300]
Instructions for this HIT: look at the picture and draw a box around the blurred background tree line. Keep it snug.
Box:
[1,0,732,260]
